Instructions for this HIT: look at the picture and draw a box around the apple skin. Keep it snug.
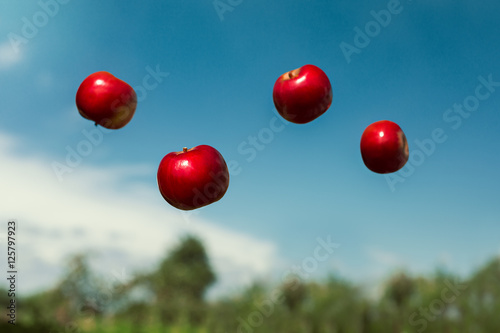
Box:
[157,145,230,211]
[360,120,409,174]
[76,71,137,129]
[273,64,333,124]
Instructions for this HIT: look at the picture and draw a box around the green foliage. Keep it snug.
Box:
[151,235,216,301]
[12,236,500,333]
[118,235,216,326]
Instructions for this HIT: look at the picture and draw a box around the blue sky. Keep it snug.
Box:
[0,0,499,297]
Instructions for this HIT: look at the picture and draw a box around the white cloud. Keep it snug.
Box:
[0,41,21,70]
[0,132,279,297]
[367,247,404,268]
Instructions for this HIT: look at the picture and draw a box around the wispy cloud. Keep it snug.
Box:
[0,132,279,296]
[367,247,405,268]
[0,42,21,70]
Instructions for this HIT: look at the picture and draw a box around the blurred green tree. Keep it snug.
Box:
[129,235,216,325]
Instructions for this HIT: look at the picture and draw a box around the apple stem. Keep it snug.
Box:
[288,72,293,79]
[183,147,188,153]
[94,122,98,127]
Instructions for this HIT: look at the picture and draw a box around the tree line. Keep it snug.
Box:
[2,235,500,332]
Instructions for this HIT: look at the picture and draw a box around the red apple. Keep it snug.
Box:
[157,145,230,211]
[76,71,137,129]
[273,64,333,124]
[360,120,409,174]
